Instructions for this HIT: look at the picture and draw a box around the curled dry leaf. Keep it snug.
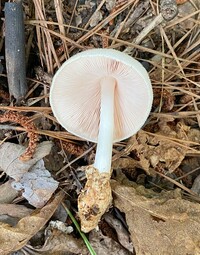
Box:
[89,229,133,255]
[104,213,133,252]
[111,178,200,255]
[0,111,39,161]
[78,165,112,233]
[20,228,88,255]
[0,191,64,255]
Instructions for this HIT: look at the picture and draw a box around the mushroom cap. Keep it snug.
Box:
[50,49,153,143]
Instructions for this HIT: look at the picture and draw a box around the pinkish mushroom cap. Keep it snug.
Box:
[50,48,153,144]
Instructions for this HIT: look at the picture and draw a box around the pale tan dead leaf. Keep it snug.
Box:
[0,180,18,204]
[111,179,200,255]
[0,204,33,219]
[0,204,33,228]
[0,191,64,255]
[0,141,52,180]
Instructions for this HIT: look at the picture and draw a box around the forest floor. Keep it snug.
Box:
[0,0,200,254]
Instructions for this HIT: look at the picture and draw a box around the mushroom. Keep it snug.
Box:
[50,48,153,232]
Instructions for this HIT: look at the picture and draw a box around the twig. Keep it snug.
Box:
[123,13,164,55]
[56,145,96,175]
[155,171,197,196]
[5,1,27,101]
[124,0,178,55]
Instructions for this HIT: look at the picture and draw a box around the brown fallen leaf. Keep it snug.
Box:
[192,175,200,195]
[0,204,33,219]
[18,228,88,255]
[0,204,33,228]
[0,180,18,204]
[104,213,133,253]
[111,178,200,255]
[89,230,133,255]
[0,191,64,255]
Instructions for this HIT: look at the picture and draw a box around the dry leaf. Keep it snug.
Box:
[0,141,58,208]
[11,159,59,208]
[0,191,64,255]
[191,175,200,195]
[0,180,18,204]
[104,213,133,253]
[0,204,33,228]
[111,178,200,255]
[18,228,88,255]
[89,10,103,27]
[0,204,33,219]
[0,141,52,180]
[89,230,133,255]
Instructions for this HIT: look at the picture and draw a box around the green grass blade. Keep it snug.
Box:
[62,202,96,255]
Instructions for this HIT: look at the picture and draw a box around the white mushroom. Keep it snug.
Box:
[50,48,153,232]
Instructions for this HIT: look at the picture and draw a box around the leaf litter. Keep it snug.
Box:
[111,173,200,255]
[0,192,64,255]
[0,0,200,254]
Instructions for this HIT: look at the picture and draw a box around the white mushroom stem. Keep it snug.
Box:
[94,76,116,173]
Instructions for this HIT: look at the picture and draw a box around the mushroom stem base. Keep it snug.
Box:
[78,165,112,233]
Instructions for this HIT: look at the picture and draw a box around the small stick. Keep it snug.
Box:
[5,0,27,101]
[123,13,164,55]
[124,0,178,55]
